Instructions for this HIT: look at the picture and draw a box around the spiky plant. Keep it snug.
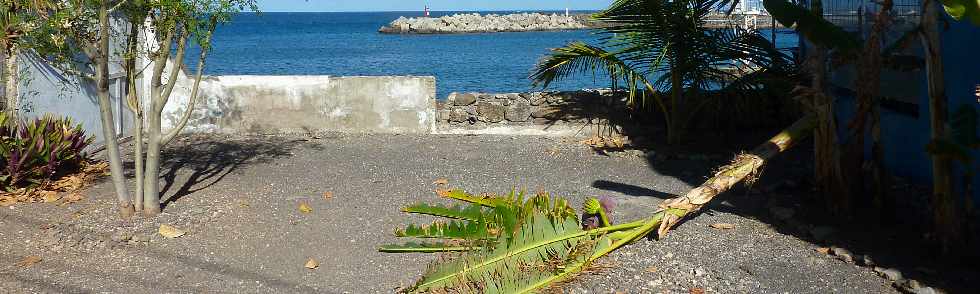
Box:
[381,115,815,293]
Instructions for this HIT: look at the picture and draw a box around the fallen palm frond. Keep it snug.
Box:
[381,115,815,293]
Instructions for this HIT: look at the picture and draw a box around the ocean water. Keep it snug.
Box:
[189,12,798,99]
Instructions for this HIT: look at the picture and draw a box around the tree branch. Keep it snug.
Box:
[162,18,217,146]
[158,26,188,111]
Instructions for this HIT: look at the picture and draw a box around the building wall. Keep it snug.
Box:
[832,18,980,205]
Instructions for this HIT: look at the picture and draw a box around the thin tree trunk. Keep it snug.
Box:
[3,44,18,121]
[94,1,134,217]
[124,21,145,213]
[920,0,961,253]
[143,28,188,215]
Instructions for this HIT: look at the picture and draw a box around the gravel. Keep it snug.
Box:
[0,134,899,293]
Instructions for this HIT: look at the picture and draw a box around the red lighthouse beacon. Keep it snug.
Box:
[424,5,430,17]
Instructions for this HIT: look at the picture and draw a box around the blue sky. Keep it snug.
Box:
[256,1,612,12]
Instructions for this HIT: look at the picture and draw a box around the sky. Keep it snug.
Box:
[255,0,612,12]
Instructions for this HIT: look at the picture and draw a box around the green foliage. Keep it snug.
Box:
[381,189,658,293]
[530,0,796,142]
[0,112,94,190]
[941,0,980,25]
[926,105,980,168]
[762,0,862,53]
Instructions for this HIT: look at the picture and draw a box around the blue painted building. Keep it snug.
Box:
[813,1,980,215]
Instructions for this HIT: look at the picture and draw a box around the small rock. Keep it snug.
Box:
[861,255,875,266]
[454,93,477,106]
[647,279,663,287]
[830,247,853,263]
[110,231,132,243]
[769,206,795,221]
[874,266,903,281]
[810,226,837,242]
[693,267,707,277]
[131,234,150,243]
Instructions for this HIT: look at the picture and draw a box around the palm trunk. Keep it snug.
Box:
[920,0,961,253]
[668,66,683,144]
[655,115,816,236]
[3,44,18,121]
[94,2,134,217]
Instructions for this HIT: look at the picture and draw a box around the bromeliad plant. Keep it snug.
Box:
[0,113,93,190]
[381,116,816,293]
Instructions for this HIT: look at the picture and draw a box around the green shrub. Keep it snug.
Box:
[0,113,94,190]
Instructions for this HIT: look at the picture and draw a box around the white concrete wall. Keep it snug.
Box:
[161,74,437,134]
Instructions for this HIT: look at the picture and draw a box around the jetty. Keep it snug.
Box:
[379,12,783,34]
[378,13,596,34]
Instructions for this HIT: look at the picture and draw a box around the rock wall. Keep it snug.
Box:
[379,13,592,34]
[435,89,629,135]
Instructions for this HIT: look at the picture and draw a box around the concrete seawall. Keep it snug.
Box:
[163,75,436,135]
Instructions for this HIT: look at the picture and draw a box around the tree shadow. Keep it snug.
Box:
[591,126,980,293]
[153,135,314,208]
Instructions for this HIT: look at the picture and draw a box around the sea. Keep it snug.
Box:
[188,11,799,99]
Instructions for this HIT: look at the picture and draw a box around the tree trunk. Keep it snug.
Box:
[655,115,817,236]
[668,66,682,144]
[920,0,962,253]
[850,0,893,220]
[94,2,134,218]
[124,21,145,213]
[3,44,18,121]
[808,0,851,216]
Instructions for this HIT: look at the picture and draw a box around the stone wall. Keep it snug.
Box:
[434,89,629,136]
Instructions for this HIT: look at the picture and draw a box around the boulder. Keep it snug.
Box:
[477,101,507,123]
[454,93,477,106]
[528,92,548,106]
[505,99,532,122]
[531,106,564,120]
[449,108,470,123]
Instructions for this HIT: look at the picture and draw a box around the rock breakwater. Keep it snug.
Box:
[379,13,595,34]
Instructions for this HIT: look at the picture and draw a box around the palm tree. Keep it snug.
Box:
[531,0,794,144]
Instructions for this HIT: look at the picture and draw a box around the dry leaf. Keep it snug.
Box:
[646,266,658,273]
[689,287,705,294]
[435,189,451,197]
[41,191,61,203]
[305,258,319,269]
[15,255,42,268]
[298,202,313,213]
[158,224,186,238]
[0,196,17,206]
[815,247,831,255]
[322,192,333,200]
[62,193,84,204]
[432,178,449,186]
[709,223,735,230]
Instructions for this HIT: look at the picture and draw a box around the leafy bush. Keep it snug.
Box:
[0,113,94,190]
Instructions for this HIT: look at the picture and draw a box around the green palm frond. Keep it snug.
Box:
[401,203,486,221]
[394,219,496,240]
